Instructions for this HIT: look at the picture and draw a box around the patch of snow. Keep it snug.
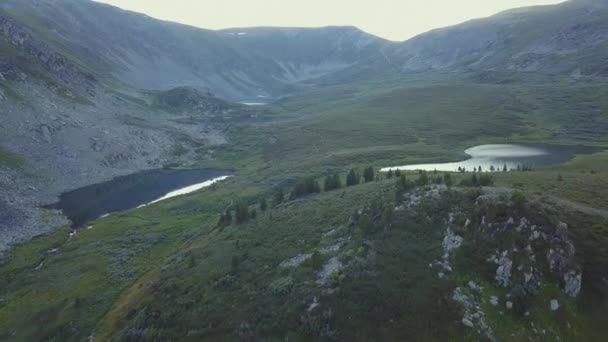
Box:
[240,102,266,106]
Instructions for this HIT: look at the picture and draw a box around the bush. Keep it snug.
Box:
[363,166,375,183]
[269,277,294,295]
[235,202,249,223]
[311,250,323,270]
[511,191,527,210]
[478,174,494,186]
[292,177,321,199]
[346,169,360,186]
[324,173,342,191]
[443,173,453,188]
[260,198,268,211]
[417,171,429,186]
[274,188,284,205]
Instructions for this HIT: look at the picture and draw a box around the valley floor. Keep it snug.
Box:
[1,76,608,341]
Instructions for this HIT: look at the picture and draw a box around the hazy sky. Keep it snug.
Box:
[93,0,566,41]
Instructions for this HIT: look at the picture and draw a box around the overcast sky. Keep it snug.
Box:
[93,0,566,41]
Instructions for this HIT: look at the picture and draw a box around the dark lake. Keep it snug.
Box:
[382,144,600,172]
[48,168,233,228]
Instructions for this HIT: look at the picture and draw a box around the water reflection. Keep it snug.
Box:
[381,144,595,172]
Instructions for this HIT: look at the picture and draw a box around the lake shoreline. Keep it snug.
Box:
[47,168,235,228]
[381,143,600,173]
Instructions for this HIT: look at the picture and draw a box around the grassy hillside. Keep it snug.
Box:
[1,163,607,340]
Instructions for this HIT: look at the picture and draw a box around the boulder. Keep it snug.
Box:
[495,252,513,287]
[563,270,582,297]
[489,296,499,306]
[462,318,474,328]
[550,299,560,311]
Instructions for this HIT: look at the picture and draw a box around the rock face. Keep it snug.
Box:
[0,12,96,95]
[495,252,513,287]
[563,270,582,297]
[442,228,464,256]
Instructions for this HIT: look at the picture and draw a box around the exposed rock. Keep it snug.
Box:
[489,296,499,306]
[279,253,312,268]
[316,257,342,286]
[495,251,513,287]
[462,318,474,328]
[563,270,582,297]
[468,280,482,292]
[506,301,513,310]
[452,287,494,340]
[442,228,463,256]
[40,124,52,143]
[550,299,560,311]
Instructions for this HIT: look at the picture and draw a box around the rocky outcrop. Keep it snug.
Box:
[0,13,96,95]
[494,251,513,287]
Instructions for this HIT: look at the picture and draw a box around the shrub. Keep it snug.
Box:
[346,169,360,186]
[292,177,321,198]
[363,166,375,183]
[274,188,284,205]
[417,171,429,186]
[311,250,323,270]
[443,173,453,188]
[260,198,268,211]
[235,202,249,223]
[511,191,527,210]
[324,173,342,191]
[269,277,294,295]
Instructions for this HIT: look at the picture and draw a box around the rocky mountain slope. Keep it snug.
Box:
[1,0,607,252]
[394,0,608,76]
[0,0,393,100]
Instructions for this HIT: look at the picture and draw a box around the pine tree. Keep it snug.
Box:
[346,169,359,186]
[333,173,342,189]
[418,171,429,186]
[274,188,284,205]
[363,166,375,183]
[260,198,267,212]
[444,173,453,188]
[503,164,508,172]
[235,202,249,224]
[387,169,394,179]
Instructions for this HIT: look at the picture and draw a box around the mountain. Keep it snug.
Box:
[394,0,608,76]
[0,0,393,100]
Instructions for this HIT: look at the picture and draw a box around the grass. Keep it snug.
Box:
[1,67,608,340]
[0,146,24,170]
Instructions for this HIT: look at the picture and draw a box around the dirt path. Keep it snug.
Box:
[95,228,221,340]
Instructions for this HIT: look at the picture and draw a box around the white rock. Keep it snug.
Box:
[489,296,499,306]
[462,318,474,328]
[563,270,582,297]
[550,299,560,311]
[468,281,480,291]
[506,301,513,309]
